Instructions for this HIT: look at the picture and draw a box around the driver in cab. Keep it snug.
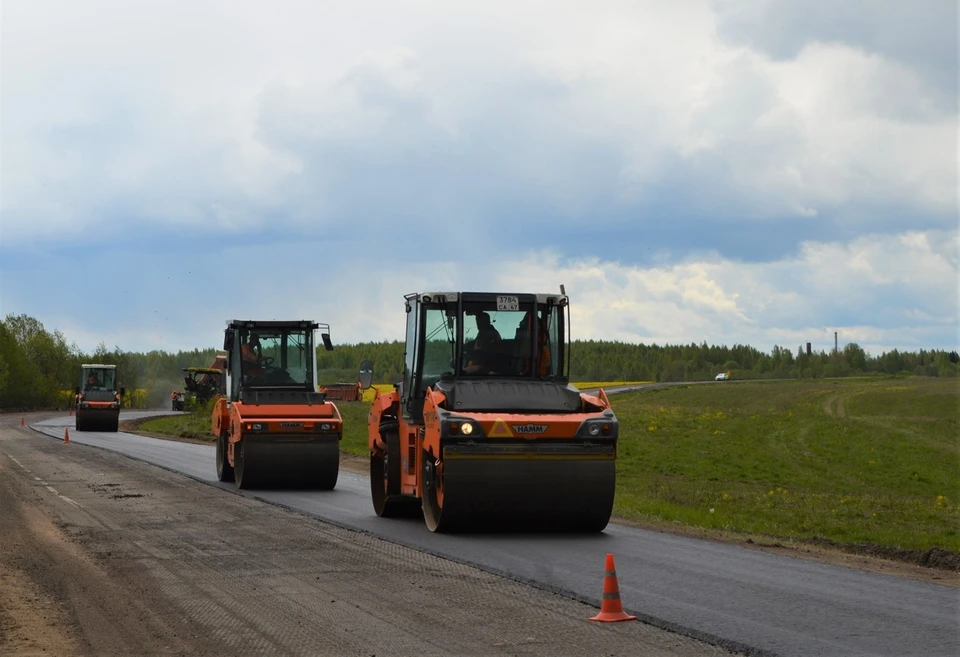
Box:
[241,334,266,377]
[463,312,502,374]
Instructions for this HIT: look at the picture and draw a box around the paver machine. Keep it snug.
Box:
[320,360,375,401]
[172,356,227,410]
[367,289,620,533]
[212,319,342,490]
[74,363,126,432]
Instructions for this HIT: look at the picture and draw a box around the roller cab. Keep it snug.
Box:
[213,319,343,490]
[368,290,620,533]
[74,364,125,432]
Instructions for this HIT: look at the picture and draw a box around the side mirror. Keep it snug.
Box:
[358,359,374,389]
[223,330,234,352]
[321,332,334,351]
[120,387,126,397]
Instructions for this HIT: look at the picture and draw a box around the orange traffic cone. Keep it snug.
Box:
[20,416,25,427]
[63,427,70,444]
[589,553,637,622]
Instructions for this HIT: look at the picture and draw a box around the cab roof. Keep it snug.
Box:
[405,292,568,305]
[225,319,321,330]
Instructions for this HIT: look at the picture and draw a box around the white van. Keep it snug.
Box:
[715,373,728,381]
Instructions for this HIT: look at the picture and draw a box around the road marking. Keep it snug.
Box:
[59,495,80,507]
[3,453,34,475]
[24,476,84,508]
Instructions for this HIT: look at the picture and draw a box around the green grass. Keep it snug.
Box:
[137,377,960,555]
[338,401,372,454]
[612,377,960,553]
[138,409,214,440]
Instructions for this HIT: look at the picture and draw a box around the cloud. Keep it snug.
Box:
[2,228,955,356]
[1,1,955,356]
[711,0,958,97]
[2,0,955,258]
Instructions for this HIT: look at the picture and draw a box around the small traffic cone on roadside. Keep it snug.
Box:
[63,427,70,444]
[589,553,637,622]
[20,416,25,427]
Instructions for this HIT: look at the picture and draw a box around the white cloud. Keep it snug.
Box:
[1,1,955,356]
[12,228,951,356]
[1,0,955,247]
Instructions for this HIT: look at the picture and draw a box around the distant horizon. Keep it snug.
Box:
[14,312,951,360]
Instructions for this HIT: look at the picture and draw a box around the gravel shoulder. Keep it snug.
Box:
[0,413,738,657]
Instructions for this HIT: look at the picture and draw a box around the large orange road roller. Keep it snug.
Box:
[367,289,620,533]
[212,319,344,490]
[74,363,126,432]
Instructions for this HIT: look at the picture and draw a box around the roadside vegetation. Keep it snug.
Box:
[0,314,144,410]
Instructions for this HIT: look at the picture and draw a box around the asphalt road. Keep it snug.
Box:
[5,413,723,657]
[31,410,960,657]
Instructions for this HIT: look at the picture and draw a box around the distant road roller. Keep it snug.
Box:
[74,363,125,432]
[367,289,620,533]
[212,319,344,490]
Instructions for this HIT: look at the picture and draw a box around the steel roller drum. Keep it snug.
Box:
[425,442,616,533]
[234,434,340,490]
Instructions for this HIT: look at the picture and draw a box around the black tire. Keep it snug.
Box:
[233,439,254,489]
[371,423,418,517]
[216,432,234,482]
[422,448,449,532]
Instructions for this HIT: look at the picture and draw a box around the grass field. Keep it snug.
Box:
[137,377,959,555]
[611,377,959,553]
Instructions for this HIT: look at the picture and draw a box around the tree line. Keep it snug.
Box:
[317,339,960,383]
[1,312,957,411]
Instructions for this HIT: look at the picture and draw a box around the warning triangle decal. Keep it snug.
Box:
[488,418,514,438]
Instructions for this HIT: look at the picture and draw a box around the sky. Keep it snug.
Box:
[1,0,957,357]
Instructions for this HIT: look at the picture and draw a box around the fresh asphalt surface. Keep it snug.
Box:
[31,394,960,657]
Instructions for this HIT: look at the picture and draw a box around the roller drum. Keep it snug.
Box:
[76,408,120,432]
[234,434,340,490]
[424,442,616,533]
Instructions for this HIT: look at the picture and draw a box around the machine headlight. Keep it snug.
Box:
[81,402,90,409]
[320,423,332,432]
[580,419,615,438]
[446,419,480,436]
